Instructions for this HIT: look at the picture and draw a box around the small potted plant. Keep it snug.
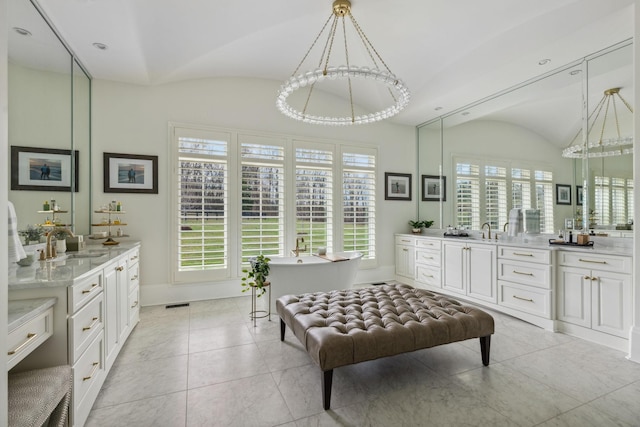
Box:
[18,225,44,246]
[408,220,434,234]
[241,254,271,297]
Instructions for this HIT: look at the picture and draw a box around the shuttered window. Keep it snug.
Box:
[295,143,333,255]
[343,149,376,262]
[241,138,285,263]
[175,131,229,281]
[594,175,633,226]
[454,158,554,233]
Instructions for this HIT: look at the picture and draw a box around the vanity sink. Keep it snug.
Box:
[65,250,108,259]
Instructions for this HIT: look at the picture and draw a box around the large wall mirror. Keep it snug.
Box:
[7,0,91,237]
[418,40,633,238]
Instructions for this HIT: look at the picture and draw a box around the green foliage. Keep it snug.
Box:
[408,220,434,229]
[18,225,44,244]
[241,254,271,297]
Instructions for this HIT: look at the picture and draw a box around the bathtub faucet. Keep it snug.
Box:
[292,237,307,257]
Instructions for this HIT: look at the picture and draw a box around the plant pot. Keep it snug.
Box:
[412,228,422,234]
[56,239,67,253]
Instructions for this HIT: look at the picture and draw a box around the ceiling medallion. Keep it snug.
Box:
[276,0,410,126]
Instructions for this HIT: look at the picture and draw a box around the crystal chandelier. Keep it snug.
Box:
[562,87,634,158]
[276,0,410,126]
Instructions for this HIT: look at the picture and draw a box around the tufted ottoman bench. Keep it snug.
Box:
[277,283,494,409]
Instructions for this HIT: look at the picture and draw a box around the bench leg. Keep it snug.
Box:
[480,335,491,366]
[280,319,286,341]
[322,370,333,410]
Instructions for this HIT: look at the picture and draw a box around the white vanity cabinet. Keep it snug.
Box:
[557,251,632,339]
[8,244,141,427]
[442,241,497,303]
[414,238,441,288]
[497,246,553,321]
[395,236,416,280]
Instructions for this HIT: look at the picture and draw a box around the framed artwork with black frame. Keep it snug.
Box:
[576,185,583,206]
[384,172,411,201]
[422,175,446,202]
[556,184,572,205]
[104,152,158,194]
[10,145,79,192]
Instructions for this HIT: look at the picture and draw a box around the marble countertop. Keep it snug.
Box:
[398,231,632,257]
[8,241,140,290]
[8,297,57,332]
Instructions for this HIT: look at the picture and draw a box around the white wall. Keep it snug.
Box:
[92,77,416,306]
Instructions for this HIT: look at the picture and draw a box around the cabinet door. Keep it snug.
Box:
[103,264,119,370]
[395,244,415,279]
[116,260,129,343]
[442,243,466,295]
[591,270,632,338]
[467,244,497,303]
[557,266,591,328]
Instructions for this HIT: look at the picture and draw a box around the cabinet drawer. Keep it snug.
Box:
[128,261,140,293]
[69,293,104,363]
[416,238,440,250]
[498,246,550,264]
[69,271,103,313]
[415,249,440,267]
[395,236,416,246]
[557,251,631,274]
[415,265,441,288]
[498,281,551,319]
[129,286,140,326]
[128,248,140,266]
[72,333,105,427]
[498,260,551,289]
[7,308,53,370]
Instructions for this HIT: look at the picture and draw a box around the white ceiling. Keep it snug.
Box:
[10,0,636,131]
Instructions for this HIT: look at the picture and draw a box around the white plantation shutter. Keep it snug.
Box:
[485,165,507,229]
[176,131,229,281]
[594,176,610,225]
[241,138,285,263]
[511,168,531,210]
[455,162,480,230]
[627,179,634,222]
[534,170,554,233]
[342,149,376,262]
[295,143,333,255]
[611,177,626,225]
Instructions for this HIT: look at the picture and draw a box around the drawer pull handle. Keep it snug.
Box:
[578,258,607,264]
[83,362,100,381]
[422,256,433,260]
[402,249,408,252]
[82,283,99,294]
[130,275,138,281]
[422,273,433,278]
[83,317,99,331]
[130,255,139,260]
[8,333,38,355]
[131,301,139,308]
[401,240,411,243]
[116,266,124,272]
[513,295,534,302]
[513,270,534,276]
[513,252,534,257]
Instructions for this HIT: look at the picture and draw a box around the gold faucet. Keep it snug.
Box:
[481,222,492,240]
[45,227,75,259]
[503,222,509,232]
[292,236,307,257]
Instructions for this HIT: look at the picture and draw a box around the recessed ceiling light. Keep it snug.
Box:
[13,27,32,36]
[435,107,443,111]
[92,42,108,50]
[538,58,551,66]
[569,70,582,76]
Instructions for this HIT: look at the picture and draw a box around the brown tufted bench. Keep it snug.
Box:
[277,283,494,409]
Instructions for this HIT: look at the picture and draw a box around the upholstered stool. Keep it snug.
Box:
[8,365,72,427]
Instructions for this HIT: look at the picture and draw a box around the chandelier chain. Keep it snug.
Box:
[349,14,392,74]
[341,15,355,122]
[291,13,334,77]
[324,15,340,73]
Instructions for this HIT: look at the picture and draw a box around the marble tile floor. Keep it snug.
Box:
[86,292,640,427]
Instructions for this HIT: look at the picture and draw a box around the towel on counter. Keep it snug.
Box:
[8,201,27,262]
[507,208,523,237]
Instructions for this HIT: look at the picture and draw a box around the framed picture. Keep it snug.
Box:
[104,152,158,194]
[576,185,583,206]
[10,145,79,192]
[564,218,574,230]
[421,175,446,202]
[556,184,572,205]
[384,172,411,201]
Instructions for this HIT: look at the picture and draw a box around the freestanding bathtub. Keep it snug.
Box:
[267,251,363,312]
